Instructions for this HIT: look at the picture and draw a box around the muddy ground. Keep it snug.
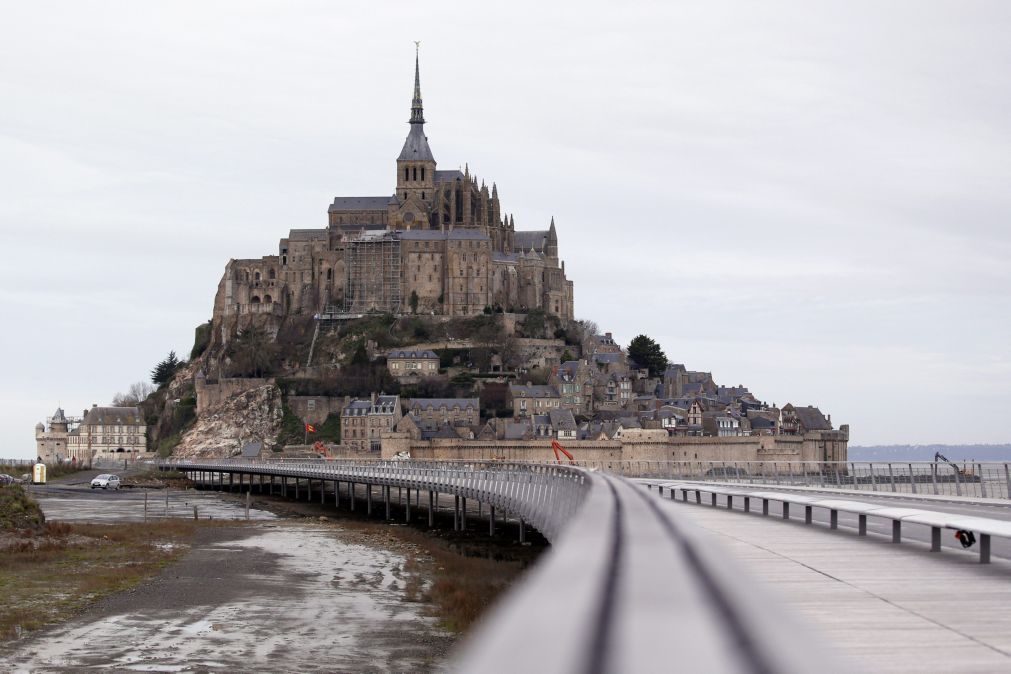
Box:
[4,470,544,672]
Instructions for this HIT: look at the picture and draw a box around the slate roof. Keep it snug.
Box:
[342,396,400,416]
[287,229,328,241]
[398,124,435,162]
[328,196,392,212]
[434,170,464,183]
[406,398,479,412]
[504,421,531,440]
[399,230,490,241]
[492,252,519,263]
[509,384,559,398]
[82,406,144,426]
[387,349,439,360]
[513,230,548,252]
[792,406,832,431]
[593,353,623,365]
[548,408,577,432]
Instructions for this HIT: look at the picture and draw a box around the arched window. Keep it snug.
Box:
[254,272,261,281]
[421,192,425,200]
[268,269,275,280]
[326,268,333,281]
[264,294,272,303]
[251,296,261,304]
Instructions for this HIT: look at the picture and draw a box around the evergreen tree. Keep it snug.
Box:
[627,335,668,377]
[151,351,180,386]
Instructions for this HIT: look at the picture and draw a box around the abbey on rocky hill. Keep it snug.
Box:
[213,48,574,324]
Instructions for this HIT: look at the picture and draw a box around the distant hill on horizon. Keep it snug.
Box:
[849,444,1011,462]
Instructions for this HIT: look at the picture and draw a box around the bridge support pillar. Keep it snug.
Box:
[428,491,435,528]
[782,502,790,520]
[282,476,286,497]
[367,484,372,516]
[398,487,402,506]
[805,505,812,524]
[384,485,391,521]
[859,514,867,536]
[695,490,701,504]
[405,488,411,522]
[892,520,901,543]
[229,473,233,492]
[453,495,460,531]
[711,493,717,507]
[350,482,356,512]
[519,518,526,544]
[762,499,769,516]
[931,526,941,551]
[335,481,339,507]
[489,506,495,536]
[744,497,750,513]
[295,479,300,500]
[669,489,676,501]
[461,498,467,530]
[830,510,838,529]
[321,480,325,504]
[727,495,733,510]
[682,489,688,502]
[980,534,991,564]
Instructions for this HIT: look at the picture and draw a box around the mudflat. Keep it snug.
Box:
[6,520,455,672]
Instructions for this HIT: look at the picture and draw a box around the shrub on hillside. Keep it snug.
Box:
[0,485,45,531]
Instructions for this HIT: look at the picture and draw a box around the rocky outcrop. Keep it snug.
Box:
[173,383,283,458]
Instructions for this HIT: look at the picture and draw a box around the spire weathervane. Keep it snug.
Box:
[410,41,425,125]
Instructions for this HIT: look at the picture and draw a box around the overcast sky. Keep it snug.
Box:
[2,1,1009,458]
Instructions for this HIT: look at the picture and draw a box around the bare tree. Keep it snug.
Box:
[111,381,156,407]
[576,318,599,356]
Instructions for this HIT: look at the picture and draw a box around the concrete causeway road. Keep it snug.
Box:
[659,489,1011,673]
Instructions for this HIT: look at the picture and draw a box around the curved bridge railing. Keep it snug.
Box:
[159,458,844,674]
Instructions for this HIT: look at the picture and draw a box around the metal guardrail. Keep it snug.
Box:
[559,460,1011,500]
[647,481,1011,564]
[159,458,844,673]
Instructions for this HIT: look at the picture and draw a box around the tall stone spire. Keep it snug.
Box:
[410,42,425,125]
[398,42,435,163]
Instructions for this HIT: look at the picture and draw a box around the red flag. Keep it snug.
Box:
[305,423,316,433]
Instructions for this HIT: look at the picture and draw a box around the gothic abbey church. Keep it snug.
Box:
[213,51,574,325]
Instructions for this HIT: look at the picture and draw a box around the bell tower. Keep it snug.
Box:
[396,43,436,213]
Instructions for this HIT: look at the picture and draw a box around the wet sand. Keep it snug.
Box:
[7,486,455,672]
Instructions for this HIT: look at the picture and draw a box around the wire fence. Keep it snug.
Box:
[567,460,1011,500]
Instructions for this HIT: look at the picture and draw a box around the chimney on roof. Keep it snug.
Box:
[92,404,97,408]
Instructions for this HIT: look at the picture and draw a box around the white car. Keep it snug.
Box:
[91,474,122,490]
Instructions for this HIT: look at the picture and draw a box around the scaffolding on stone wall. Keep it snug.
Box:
[342,231,402,315]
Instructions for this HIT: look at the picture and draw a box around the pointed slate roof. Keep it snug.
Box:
[398,46,435,162]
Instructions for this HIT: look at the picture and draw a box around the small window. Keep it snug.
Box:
[421,167,426,180]
[413,167,417,181]
[405,167,409,181]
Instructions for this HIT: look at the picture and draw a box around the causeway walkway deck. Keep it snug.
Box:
[665,496,1011,673]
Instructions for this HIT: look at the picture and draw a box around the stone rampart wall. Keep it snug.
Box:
[381,432,846,464]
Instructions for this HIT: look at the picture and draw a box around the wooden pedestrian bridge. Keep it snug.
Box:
[159,458,1011,673]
